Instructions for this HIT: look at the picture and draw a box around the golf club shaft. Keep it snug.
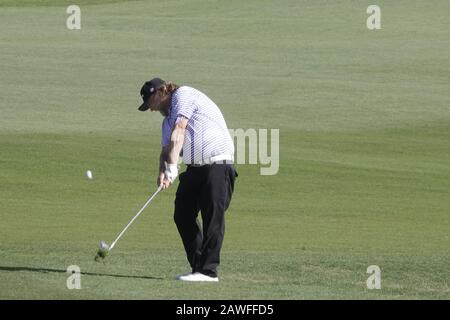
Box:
[109,185,163,250]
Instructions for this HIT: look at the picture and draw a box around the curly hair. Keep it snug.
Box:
[159,82,179,95]
[166,82,179,93]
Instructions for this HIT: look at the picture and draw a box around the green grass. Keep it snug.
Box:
[0,0,137,7]
[0,0,449,299]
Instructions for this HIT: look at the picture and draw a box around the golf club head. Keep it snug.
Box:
[94,240,110,262]
[100,240,110,250]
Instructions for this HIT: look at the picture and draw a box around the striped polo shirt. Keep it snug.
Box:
[161,86,234,165]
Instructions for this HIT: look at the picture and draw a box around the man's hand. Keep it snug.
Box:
[157,163,178,189]
[157,172,170,189]
[164,163,178,181]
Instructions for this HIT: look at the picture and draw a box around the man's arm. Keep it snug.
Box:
[159,146,169,174]
[161,117,189,188]
[167,117,189,164]
[157,146,169,187]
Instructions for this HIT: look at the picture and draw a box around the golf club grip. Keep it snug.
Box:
[109,186,162,250]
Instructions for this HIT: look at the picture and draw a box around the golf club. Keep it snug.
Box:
[95,185,163,262]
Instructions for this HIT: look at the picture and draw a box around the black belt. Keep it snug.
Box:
[187,160,234,167]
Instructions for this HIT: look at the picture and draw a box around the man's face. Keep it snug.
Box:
[145,90,170,116]
[146,90,162,111]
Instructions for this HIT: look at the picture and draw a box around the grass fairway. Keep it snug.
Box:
[1,0,449,299]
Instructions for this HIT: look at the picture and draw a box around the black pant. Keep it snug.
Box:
[174,163,237,277]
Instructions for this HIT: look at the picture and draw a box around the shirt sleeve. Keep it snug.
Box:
[173,89,196,120]
[162,88,196,146]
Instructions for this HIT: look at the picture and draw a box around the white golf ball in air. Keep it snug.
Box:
[86,170,93,179]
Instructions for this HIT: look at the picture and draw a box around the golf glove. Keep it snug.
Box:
[164,163,178,182]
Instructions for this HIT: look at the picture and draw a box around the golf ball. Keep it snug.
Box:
[86,170,93,179]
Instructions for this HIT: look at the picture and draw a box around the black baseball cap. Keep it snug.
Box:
[138,77,166,111]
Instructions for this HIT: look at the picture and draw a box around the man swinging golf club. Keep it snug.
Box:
[138,77,237,282]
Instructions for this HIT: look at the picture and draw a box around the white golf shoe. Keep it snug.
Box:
[175,272,192,280]
[176,272,219,282]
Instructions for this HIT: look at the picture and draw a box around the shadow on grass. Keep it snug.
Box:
[0,266,164,280]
